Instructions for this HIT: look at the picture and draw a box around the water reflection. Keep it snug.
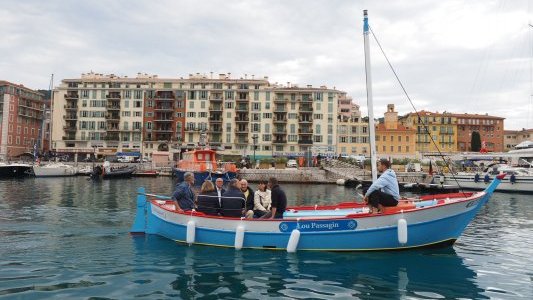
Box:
[132,235,485,299]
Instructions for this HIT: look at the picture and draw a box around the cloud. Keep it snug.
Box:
[0,0,531,129]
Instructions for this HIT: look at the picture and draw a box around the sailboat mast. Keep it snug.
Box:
[363,10,378,182]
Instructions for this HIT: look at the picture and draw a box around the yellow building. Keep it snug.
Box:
[336,102,370,156]
[399,110,457,153]
[376,104,416,158]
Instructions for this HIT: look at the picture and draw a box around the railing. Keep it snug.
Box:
[298,140,313,144]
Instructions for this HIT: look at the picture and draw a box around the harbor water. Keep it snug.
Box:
[0,177,532,299]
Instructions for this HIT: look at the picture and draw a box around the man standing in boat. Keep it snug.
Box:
[172,172,196,212]
[363,158,400,214]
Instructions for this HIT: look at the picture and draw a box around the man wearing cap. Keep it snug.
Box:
[363,158,400,214]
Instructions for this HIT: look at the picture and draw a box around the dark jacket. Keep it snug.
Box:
[171,181,195,211]
[270,184,287,218]
[197,191,220,216]
[221,187,245,217]
[241,187,255,211]
[215,187,226,208]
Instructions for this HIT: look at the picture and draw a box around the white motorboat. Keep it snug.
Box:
[33,163,77,177]
[436,163,532,193]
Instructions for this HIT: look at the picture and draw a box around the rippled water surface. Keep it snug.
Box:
[0,177,532,299]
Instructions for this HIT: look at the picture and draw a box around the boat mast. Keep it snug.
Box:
[363,10,378,182]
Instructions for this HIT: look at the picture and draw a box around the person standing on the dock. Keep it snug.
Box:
[171,172,196,213]
[262,177,287,219]
[363,158,399,214]
[215,178,226,208]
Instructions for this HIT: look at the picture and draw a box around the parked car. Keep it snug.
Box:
[286,159,298,168]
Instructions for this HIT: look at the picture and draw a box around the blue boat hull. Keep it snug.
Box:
[131,176,501,251]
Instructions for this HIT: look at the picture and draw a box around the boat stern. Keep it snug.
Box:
[130,187,147,234]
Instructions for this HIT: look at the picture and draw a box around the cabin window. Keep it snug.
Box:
[197,153,203,160]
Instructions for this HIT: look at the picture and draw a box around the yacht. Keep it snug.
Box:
[0,162,33,178]
[33,163,77,177]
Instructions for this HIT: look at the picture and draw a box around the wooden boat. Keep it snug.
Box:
[130,174,504,252]
[173,149,238,183]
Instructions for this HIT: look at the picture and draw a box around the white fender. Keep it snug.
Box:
[397,218,407,244]
[336,179,345,185]
[235,225,245,250]
[287,229,301,253]
[186,220,195,245]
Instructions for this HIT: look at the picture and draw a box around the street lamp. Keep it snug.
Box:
[252,134,258,164]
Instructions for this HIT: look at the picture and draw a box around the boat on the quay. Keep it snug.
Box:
[0,162,33,178]
[173,148,238,183]
[33,162,77,177]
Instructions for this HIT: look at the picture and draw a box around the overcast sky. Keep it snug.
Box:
[1,0,531,130]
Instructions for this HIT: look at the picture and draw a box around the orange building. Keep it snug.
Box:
[375,104,416,158]
[451,113,505,152]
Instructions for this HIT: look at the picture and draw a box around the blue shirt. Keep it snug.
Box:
[365,169,400,200]
[172,181,195,210]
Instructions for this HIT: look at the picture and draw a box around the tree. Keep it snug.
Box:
[471,131,481,152]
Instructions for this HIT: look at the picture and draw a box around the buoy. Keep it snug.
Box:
[235,225,245,250]
[336,179,345,185]
[397,218,407,244]
[286,229,301,253]
[186,220,195,245]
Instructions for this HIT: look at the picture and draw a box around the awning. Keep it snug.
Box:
[116,152,141,157]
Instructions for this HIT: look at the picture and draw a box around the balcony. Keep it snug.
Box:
[63,126,77,132]
[273,116,287,123]
[272,139,287,144]
[301,97,313,102]
[64,105,78,110]
[153,128,173,132]
[298,118,312,123]
[184,127,199,132]
[209,127,223,133]
[107,126,120,132]
[209,117,223,123]
[153,118,173,122]
[235,116,249,122]
[63,115,77,120]
[106,93,121,99]
[274,107,286,112]
[209,105,223,111]
[154,92,175,100]
[209,95,223,101]
[154,106,173,111]
[298,139,313,144]
[236,97,248,102]
[105,114,120,121]
[274,98,288,103]
[62,136,76,141]
[106,105,121,111]
[235,105,249,112]
[65,93,79,99]
[299,106,313,112]
[298,129,313,134]
[235,128,249,134]
[273,128,287,134]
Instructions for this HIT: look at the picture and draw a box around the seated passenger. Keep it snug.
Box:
[250,180,271,218]
[220,179,246,217]
[363,158,400,214]
[196,181,220,216]
[171,171,196,212]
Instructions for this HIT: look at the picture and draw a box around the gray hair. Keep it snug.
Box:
[184,172,194,181]
[229,178,239,188]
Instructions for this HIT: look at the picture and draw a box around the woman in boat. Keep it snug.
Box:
[196,181,220,216]
[249,180,271,218]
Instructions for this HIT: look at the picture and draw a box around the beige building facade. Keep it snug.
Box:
[52,72,341,160]
[336,102,370,157]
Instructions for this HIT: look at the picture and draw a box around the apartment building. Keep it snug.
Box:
[0,81,46,160]
[504,128,533,150]
[451,113,505,152]
[52,72,341,160]
[376,104,416,158]
[336,102,370,156]
[399,110,458,153]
